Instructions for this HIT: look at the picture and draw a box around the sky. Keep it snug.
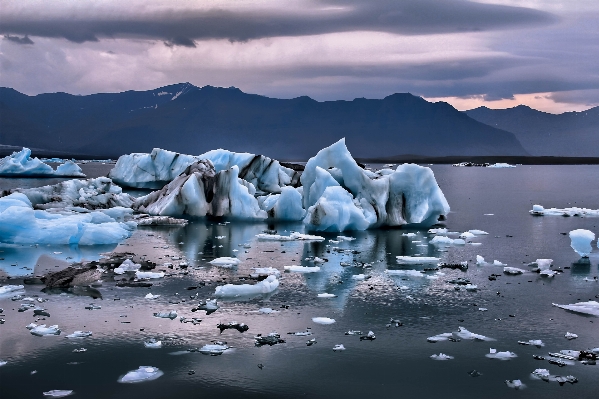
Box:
[1,0,598,114]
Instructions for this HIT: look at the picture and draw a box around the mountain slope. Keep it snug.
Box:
[0,84,528,159]
[465,105,599,157]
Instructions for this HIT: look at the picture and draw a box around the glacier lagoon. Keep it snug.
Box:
[1,162,598,399]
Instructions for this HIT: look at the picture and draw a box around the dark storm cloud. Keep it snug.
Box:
[3,34,34,45]
[0,0,556,45]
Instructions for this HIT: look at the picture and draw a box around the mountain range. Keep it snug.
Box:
[0,83,529,160]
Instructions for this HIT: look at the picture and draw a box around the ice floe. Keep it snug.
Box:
[428,327,494,342]
[114,259,141,274]
[199,342,230,355]
[530,204,599,217]
[284,265,321,273]
[42,390,74,397]
[333,344,346,351]
[396,256,440,264]
[312,317,336,325]
[504,380,525,390]
[136,271,164,279]
[569,229,595,257]
[153,311,177,319]
[430,353,454,360]
[552,301,599,317]
[530,369,578,385]
[214,275,279,299]
[503,267,525,275]
[118,366,164,383]
[27,324,61,337]
[430,236,465,246]
[66,331,92,339]
[0,148,84,177]
[0,285,24,296]
[487,163,516,168]
[144,339,162,348]
[564,332,578,340]
[317,293,337,298]
[209,257,241,267]
[256,232,325,241]
[485,348,517,360]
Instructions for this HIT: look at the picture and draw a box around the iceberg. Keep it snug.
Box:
[0,193,135,245]
[301,139,449,230]
[199,343,230,355]
[487,163,516,168]
[569,229,595,257]
[256,232,325,241]
[430,353,454,360]
[42,390,74,398]
[503,267,525,275]
[0,148,84,177]
[118,366,164,383]
[284,265,321,273]
[396,256,440,264]
[259,186,305,220]
[530,204,599,217]
[452,327,494,341]
[430,236,465,246]
[333,344,346,351]
[485,348,517,360]
[28,324,61,337]
[552,301,599,317]
[214,275,279,299]
[209,257,241,267]
[114,259,141,274]
[312,317,335,325]
[135,271,164,279]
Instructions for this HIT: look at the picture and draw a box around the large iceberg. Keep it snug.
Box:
[0,193,135,245]
[569,229,595,257]
[301,139,449,230]
[0,148,84,177]
[6,177,133,210]
[109,147,299,191]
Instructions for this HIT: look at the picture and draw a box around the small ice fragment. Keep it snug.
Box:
[333,344,346,351]
[453,326,495,341]
[402,233,417,237]
[214,275,279,298]
[478,308,488,311]
[252,267,281,277]
[0,285,25,295]
[114,259,141,274]
[469,230,488,235]
[84,303,101,310]
[345,330,363,336]
[360,331,376,341]
[337,235,356,241]
[518,339,544,347]
[118,366,164,383]
[153,311,177,320]
[198,342,230,355]
[256,232,325,241]
[313,257,325,263]
[428,228,447,234]
[144,339,162,348]
[427,333,452,343]
[552,301,599,317]
[396,256,440,264]
[288,331,312,336]
[485,348,517,360]
[312,317,335,325]
[43,390,74,397]
[569,229,595,257]
[459,232,475,239]
[503,267,525,275]
[0,360,7,366]
[145,293,160,300]
[505,380,525,390]
[66,331,92,339]
[29,324,61,337]
[209,257,241,267]
[257,307,279,314]
[317,293,337,298]
[254,333,285,346]
[476,255,486,265]
[564,332,578,340]
[217,321,249,333]
[194,299,219,315]
[352,274,366,280]
[493,260,507,266]
[72,348,87,353]
[430,353,454,360]
[430,236,465,246]
[284,265,321,273]
[135,271,164,279]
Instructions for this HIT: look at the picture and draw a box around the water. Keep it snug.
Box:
[1,165,598,398]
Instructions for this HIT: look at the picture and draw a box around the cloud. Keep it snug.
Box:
[0,0,556,44]
[3,34,34,45]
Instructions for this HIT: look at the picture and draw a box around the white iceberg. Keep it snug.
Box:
[66,331,92,339]
[569,229,595,257]
[564,332,578,340]
[333,344,346,351]
[468,230,488,235]
[0,284,25,296]
[530,204,599,217]
[42,390,74,398]
[114,259,141,274]
[145,293,160,299]
[430,236,465,246]
[301,139,449,231]
[430,353,454,360]
[118,366,164,383]
[144,339,162,348]
[284,265,321,273]
[312,317,336,325]
[199,343,230,355]
[209,257,241,267]
[0,193,135,245]
[0,148,84,177]
[317,293,337,298]
[476,255,486,265]
[485,348,517,360]
[503,267,525,275]
[135,271,164,279]
[487,163,516,168]
[252,267,281,277]
[453,327,494,341]
[552,301,599,317]
[214,275,279,299]
[256,232,325,241]
[396,256,440,264]
[459,232,475,239]
[28,324,61,337]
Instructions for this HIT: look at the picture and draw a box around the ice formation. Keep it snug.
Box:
[136,271,164,279]
[396,256,440,264]
[569,229,595,257]
[468,229,488,235]
[256,232,325,241]
[0,148,84,177]
[209,257,241,267]
[118,366,164,383]
[504,380,525,390]
[259,186,306,220]
[530,204,599,217]
[430,236,465,246]
[0,285,24,296]
[214,275,279,299]
[503,267,525,275]
[485,348,517,360]
[66,331,92,339]
[114,259,141,274]
[386,269,441,279]
[284,265,321,273]
[144,339,162,348]
[317,293,337,298]
[312,317,336,325]
[333,344,346,351]
[251,267,281,277]
[28,324,61,337]
[452,327,494,341]
[430,353,454,360]
[552,301,599,317]
[487,163,516,168]
[8,177,133,210]
[42,390,74,398]
[301,139,449,230]
[0,193,135,245]
[199,343,230,355]
[476,255,486,265]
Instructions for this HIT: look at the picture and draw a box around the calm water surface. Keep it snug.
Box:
[0,164,598,398]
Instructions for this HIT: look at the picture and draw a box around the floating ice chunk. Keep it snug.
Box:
[252,267,281,277]
[29,324,61,337]
[352,274,366,280]
[0,360,7,366]
[317,293,337,298]
[333,344,346,351]
[153,311,177,320]
[199,343,230,355]
[533,259,553,269]
[505,380,525,390]
[503,267,525,275]
[257,308,279,314]
[313,257,325,263]
[145,293,161,300]
[360,331,376,341]
[284,265,321,273]
[337,235,356,241]
[485,348,517,360]
[402,232,417,237]
[144,339,162,348]
[468,230,488,235]
[209,257,241,267]
[428,228,447,234]
[114,259,141,274]
[118,366,164,383]
[530,369,578,385]
[0,285,25,296]
[552,301,599,317]
[66,331,92,339]
[453,327,495,341]
[194,299,219,314]
[255,232,325,241]
[463,284,478,291]
[430,353,454,360]
[0,148,82,177]
[214,275,279,298]
[569,229,595,257]
[540,269,558,277]
[136,271,164,279]
[487,163,516,168]
[459,232,475,239]
[493,260,506,266]
[312,317,336,325]
[518,339,544,347]
[386,269,441,279]
[564,332,578,340]
[430,236,465,246]
[476,255,486,265]
[42,390,74,398]
[304,186,371,232]
[427,333,453,343]
[396,256,440,264]
[254,332,285,346]
[530,204,599,217]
